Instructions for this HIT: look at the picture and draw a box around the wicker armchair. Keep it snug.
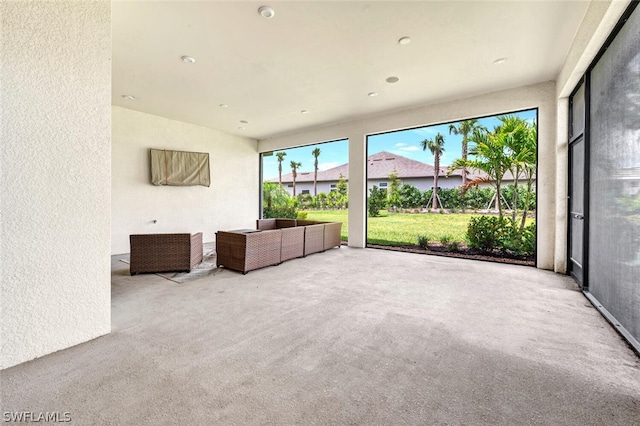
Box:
[256,218,297,230]
[216,230,282,274]
[129,233,203,275]
[323,222,343,250]
[302,223,325,255]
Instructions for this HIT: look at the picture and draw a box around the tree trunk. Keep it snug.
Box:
[511,167,520,223]
[496,182,503,217]
[462,137,468,188]
[432,155,440,210]
[520,174,534,231]
[292,171,297,196]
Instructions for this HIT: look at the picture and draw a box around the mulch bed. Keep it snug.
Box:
[366,243,535,267]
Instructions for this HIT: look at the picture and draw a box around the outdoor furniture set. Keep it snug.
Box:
[215,219,343,274]
[128,219,342,276]
[129,233,203,275]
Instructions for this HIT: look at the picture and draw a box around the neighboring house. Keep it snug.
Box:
[270,151,535,196]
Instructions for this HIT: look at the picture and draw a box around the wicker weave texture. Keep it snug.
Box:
[216,230,282,274]
[256,219,277,230]
[275,219,297,228]
[280,226,305,261]
[323,222,342,250]
[129,233,203,275]
[303,224,325,255]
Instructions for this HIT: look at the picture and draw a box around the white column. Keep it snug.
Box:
[347,130,367,248]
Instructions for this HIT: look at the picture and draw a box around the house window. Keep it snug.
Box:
[288,184,293,188]
[330,184,337,192]
[379,182,388,188]
[301,190,310,194]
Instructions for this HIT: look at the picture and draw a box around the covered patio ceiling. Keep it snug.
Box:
[111,1,590,140]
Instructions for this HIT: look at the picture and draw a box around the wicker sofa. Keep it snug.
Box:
[129,233,203,275]
[215,219,342,274]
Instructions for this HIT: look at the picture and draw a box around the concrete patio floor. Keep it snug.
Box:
[2,247,639,425]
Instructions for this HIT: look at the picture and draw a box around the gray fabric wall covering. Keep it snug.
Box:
[150,149,210,187]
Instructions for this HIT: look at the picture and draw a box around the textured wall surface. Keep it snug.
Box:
[111,107,259,255]
[259,82,557,269]
[1,2,112,369]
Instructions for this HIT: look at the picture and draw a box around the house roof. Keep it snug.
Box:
[271,151,535,184]
[272,151,460,183]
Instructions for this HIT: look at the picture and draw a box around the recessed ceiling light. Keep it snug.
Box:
[398,36,411,45]
[301,110,309,114]
[219,104,228,108]
[258,6,275,19]
[240,120,249,124]
[493,57,508,65]
[181,56,196,64]
[368,92,378,97]
[122,95,135,100]
[238,126,245,130]
[386,76,400,83]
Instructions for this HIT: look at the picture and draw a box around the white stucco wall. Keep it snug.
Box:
[111,107,259,254]
[259,82,557,270]
[1,1,112,369]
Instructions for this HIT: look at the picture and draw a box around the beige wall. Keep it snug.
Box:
[259,82,558,270]
[1,1,112,369]
[111,107,259,255]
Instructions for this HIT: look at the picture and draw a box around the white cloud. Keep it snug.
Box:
[394,142,407,147]
[399,146,420,152]
[411,127,437,137]
[318,161,341,171]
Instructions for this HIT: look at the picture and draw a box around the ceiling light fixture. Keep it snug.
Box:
[301,110,309,114]
[122,95,135,100]
[493,57,508,65]
[238,126,245,130]
[240,120,249,124]
[398,36,411,45]
[258,6,275,19]
[368,92,378,97]
[385,76,399,83]
[219,104,228,108]
[181,55,196,64]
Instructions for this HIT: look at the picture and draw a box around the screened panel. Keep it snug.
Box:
[570,83,585,139]
[570,138,584,271]
[588,6,640,343]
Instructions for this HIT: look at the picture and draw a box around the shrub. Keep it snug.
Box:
[263,205,297,219]
[417,234,429,249]
[467,215,536,256]
[466,215,507,252]
[439,235,452,246]
[447,241,460,252]
[368,185,387,217]
[296,211,308,220]
[503,222,536,257]
[398,184,423,208]
[463,187,494,210]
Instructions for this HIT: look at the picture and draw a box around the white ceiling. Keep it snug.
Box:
[112,1,590,140]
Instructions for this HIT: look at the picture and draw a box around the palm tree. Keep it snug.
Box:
[496,115,531,222]
[290,160,302,196]
[449,119,485,188]
[449,127,511,217]
[421,132,446,210]
[499,116,537,229]
[276,152,287,186]
[311,147,321,196]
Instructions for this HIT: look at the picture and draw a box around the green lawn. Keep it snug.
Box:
[304,209,535,246]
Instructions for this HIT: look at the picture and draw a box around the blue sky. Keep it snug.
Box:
[263,109,537,180]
